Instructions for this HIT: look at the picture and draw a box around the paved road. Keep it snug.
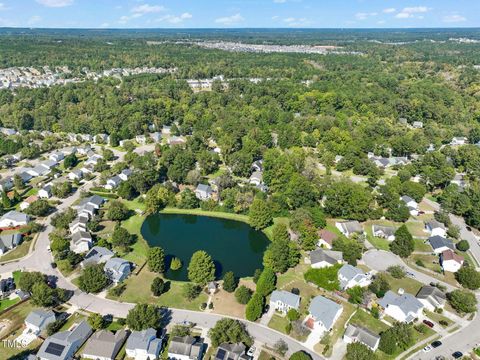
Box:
[1,145,324,360]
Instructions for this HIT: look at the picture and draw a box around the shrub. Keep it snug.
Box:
[456,240,470,252]
[235,286,253,304]
[303,264,341,291]
[170,257,182,270]
[387,265,406,279]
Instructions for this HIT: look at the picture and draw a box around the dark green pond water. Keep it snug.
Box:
[141,213,270,281]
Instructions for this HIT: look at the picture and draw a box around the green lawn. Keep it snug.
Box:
[405,221,428,238]
[413,239,432,252]
[348,308,389,334]
[384,273,423,295]
[0,297,21,312]
[304,264,341,291]
[121,214,149,265]
[424,310,452,327]
[161,207,249,223]
[0,240,31,262]
[268,314,290,334]
[109,268,208,311]
[59,312,86,331]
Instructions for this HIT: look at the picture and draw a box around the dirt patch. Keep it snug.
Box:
[0,319,12,339]
[211,279,254,318]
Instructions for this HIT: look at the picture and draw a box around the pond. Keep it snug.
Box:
[141,213,270,281]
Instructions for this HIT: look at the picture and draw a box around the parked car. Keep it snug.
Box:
[452,351,463,359]
[423,345,432,353]
[247,346,256,357]
[423,319,434,328]
[431,340,442,348]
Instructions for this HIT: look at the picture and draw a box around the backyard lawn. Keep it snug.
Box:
[384,273,423,295]
[348,308,389,334]
[0,240,32,262]
[268,314,290,334]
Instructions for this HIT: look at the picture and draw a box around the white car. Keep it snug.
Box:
[423,345,432,353]
[247,346,256,357]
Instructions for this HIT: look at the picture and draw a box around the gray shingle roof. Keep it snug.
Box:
[82,329,128,359]
[428,236,454,251]
[25,309,55,329]
[344,324,380,350]
[310,249,343,265]
[338,264,366,289]
[169,336,203,359]
[416,286,446,307]
[270,290,300,309]
[126,328,162,355]
[308,296,342,330]
[378,291,424,317]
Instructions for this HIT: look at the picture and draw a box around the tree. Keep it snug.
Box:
[256,268,276,296]
[379,323,414,355]
[13,174,24,190]
[332,238,363,266]
[183,283,202,301]
[390,225,414,258]
[26,199,52,217]
[245,293,264,321]
[263,238,300,273]
[455,267,480,290]
[447,290,477,313]
[222,271,238,292]
[126,304,161,331]
[151,277,168,296]
[51,182,73,198]
[78,264,109,293]
[106,200,130,221]
[64,153,78,168]
[111,225,136,251]
[171,325,191,337]
[208,318,253,347]
[456,240,470,252]
[369,273,391,298]
[272,223,290,242]
[51,208,77,229]
[289,351,312,360]
[178,189,200,209]
[170,257,182,270]
[88,313,106,330]
[145,185,170,214]
[31,282,55,307]
[287,308,300,321]
[274,339,289,356]
[346,286,365,304]
[18,272,46,292]
[346,342,377,360]
[117,181,138,200]
[387,265,406,279]
[235,285,253,304]
[187,250,216,285]
[147,247,165,274]
[324,180,373,221]
[249,198,273,230]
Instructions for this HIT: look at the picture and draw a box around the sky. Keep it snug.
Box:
[0,0,478,29]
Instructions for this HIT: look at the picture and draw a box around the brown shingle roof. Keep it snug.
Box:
[318,229,338,245]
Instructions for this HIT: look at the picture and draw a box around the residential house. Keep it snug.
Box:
[309,249,343,269]
[95,134,109,144]
[25,309,56,335]
[18,171,33,183]
[81,134,93,142]
[428,236,454,254]
[451,173,467,189]
[412,121,423,129]
[372,225,396,241]
[71,230,93,254]
[0,233,22,255]
[77,195,104,211]
[343,324,380,352]
[126,328,163,360]
[36,320,92,360]
[0,177,13,192]
[215,343,249,360]
[400,195,419,216]
[249,171,263,186]
[136,135,147,145]
[0,277,15,297]
[335,221,364,238]
[162,126,171,136]
[39,184,53,199]
[440,249,464,273]
[77,144,92,155]
[119,169,132,181]
[85,154,103,167]
[269,290,300,314]
[195,184,213,200]
[105,175,122,190]
[104,258,131,283]
[450,137,468,146]
[82,329,128,360]
[305,296,343,334]
[20,195,38,211]
[81,246,114,268]
[150,132,162,143]
[167,336,204,360]
[0,211,29,228]
[60,147,77,157]
[425,220,447,238]
[27,164,51,177]
[49,152,65,163]
[416,286,447,311]
[68,170,83,181]
[251,160,263,172]
[317,229,337,249]
[378,291,424,323]
[168,136,186,146]
[69,217,88,233]
[338,264,371,290]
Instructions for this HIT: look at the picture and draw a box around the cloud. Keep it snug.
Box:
[355,12,378,20]
[100,22,110,28]
[156,12,192,24]
[215,13,244,25]
[395,6,430,19]
[283,17,310,27]
[131,4,165,14]
[35,0,73,7]
[443,14,466,23]
[383,8,396,14]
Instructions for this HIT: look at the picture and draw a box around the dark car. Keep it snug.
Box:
[452,351,463,359]
[423,319,434,328]
[431,340,442,348]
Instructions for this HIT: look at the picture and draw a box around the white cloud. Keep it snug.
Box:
[395,6,430,19]
[383,8,396,14]
[28,15,42,25]
[118,16,130,24]
[283,17,310,27]
[215,13,244,25]
[35,0,73,7]
[156,12,192,24]
[131,4,165,14]
[100,22,110,28]
[443,14,466,23]
[355,12,378,20]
